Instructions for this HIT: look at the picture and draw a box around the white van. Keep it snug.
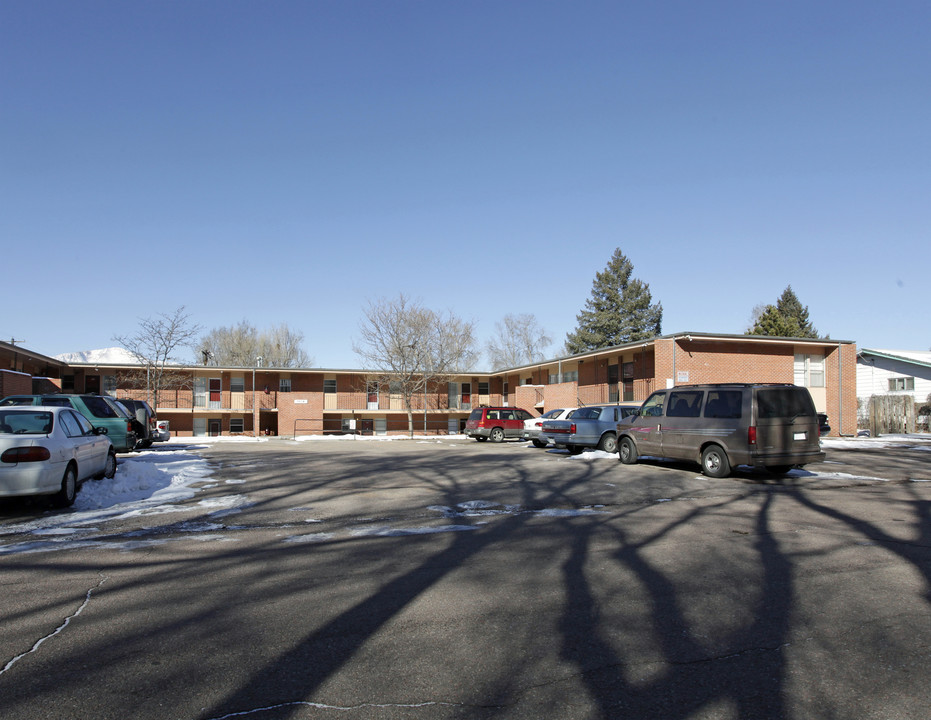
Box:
[616,383,825,477]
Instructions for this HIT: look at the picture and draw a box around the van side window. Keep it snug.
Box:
[640,393,665,417]
[667,391,703,417]
[704,390,742,419]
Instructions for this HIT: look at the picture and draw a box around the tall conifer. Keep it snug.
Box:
[747,286,819,338]
[565,249,662,354]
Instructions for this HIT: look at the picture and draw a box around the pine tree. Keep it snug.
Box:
[747,286,819,338]
[565,249,663,354]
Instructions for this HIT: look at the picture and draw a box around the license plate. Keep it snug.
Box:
[793,432,807,441]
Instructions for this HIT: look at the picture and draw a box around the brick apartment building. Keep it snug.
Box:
[1,332,856,438]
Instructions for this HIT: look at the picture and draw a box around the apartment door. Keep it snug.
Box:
[208,419,221,436]
[209,378,222,409]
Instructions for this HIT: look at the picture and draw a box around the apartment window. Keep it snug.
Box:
[230,377,245,393]
[102,375,118,395]
[279,378,291,393]
[324,379,337,394]
[62,375,74,392]
[478,382,489,395]
[563,370,579,383]
[888,377,915,392]
[230,418,244,433]
[794,353,824,388]
[548,373,558,384]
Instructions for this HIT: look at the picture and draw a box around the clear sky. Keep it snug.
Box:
[2,1,928,368]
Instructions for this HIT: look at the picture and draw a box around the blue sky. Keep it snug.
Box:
[2,1,928,368]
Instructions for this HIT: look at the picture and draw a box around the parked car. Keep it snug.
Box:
[522,408,577,448]
[0,406,116,507]
[154,419,171,442]
[539,403,641,454]
[818,413,831,436]
[464,407,534,443]
[617,383,825,477]
[115,398,157,448]
[0,394,139,453]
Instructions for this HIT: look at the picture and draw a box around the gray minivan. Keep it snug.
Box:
[616,383,825,477]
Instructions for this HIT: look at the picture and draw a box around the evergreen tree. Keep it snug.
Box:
[565,249,662,354]
[747,286,819,338]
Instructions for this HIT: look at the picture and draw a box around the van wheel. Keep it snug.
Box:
[532,439,547,448]
[619,437,638,464]
[701,445,731,478]
[52,465,78,508]
[766,465,793,475]
[489,427,505,443]
[598,433,617,453]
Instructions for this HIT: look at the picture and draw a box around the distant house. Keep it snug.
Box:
[856,349,931,404]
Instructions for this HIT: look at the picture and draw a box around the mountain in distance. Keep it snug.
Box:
[55,347,140,364]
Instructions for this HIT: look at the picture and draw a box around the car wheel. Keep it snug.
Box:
[489,427,505,443]
[766,465,793,475]
[52,464,78,508]
[598,433,617,453]
[102,451,117,479]
[475,436,487,442]
[619,436,638,464]
[567,445,583,455]
[532,439,547,448]
[701,445,731,478]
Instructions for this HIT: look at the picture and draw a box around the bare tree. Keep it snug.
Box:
[113,307,202,409]
[199,322,313,368]
[353,294,478,436]
[486,313,552,370]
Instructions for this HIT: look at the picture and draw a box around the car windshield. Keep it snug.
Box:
[0,411,53,434]
[572,407,601,420]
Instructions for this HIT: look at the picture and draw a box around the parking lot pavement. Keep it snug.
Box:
[1,437,930,720]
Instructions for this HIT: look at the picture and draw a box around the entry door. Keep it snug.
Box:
[208,419,221,436]
[209,378,222,409]
[194,377,207,408]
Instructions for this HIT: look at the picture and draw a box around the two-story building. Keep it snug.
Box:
[45,331,857,438]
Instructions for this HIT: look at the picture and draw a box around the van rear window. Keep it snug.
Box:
[757,388,815,419]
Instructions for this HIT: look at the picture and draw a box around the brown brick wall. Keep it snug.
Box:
[0,370,32,398]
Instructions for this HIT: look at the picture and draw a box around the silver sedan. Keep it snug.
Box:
[0,406,116,508]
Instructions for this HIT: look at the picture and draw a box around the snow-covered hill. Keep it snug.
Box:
[55,347,140,364]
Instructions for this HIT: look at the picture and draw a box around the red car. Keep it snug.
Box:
[464,406,533,443]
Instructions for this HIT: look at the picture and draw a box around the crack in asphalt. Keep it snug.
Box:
[202,698,503,719]
[0,575,108,676]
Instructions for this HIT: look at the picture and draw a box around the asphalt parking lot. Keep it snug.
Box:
[1,436,930,720]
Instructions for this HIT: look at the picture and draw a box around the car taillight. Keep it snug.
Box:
[2,447,51,463]
[748,426,757,445]
[570,423,576,434]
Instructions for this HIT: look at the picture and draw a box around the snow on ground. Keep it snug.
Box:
[1,433,928,554]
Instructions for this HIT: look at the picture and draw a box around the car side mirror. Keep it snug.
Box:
[94,426,109,435]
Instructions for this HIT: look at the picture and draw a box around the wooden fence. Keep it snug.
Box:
[869,395,915,436]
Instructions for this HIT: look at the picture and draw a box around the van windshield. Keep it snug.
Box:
[757,388,815,419]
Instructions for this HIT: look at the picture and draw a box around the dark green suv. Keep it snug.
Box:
[0,394,138,452]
